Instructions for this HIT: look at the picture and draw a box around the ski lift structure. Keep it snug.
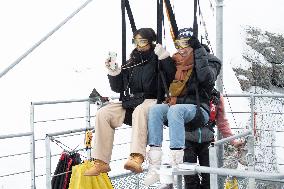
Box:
[1,0,284,189]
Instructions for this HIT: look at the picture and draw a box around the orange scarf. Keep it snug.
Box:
[168,49,194,105]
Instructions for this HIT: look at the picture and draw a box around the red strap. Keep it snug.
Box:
[62,158,73,189]
[209,100,217,121]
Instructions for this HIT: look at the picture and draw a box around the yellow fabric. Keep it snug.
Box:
[85,130,93,149]
[168,67,193,106]
[68,161,113,189]
[169,68,193,97]
[224,176,239,189]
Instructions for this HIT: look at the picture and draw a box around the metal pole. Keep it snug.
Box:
[45,135,52,189]
[176,175,183,189]
[0,132,33,139]
[215,0,224,93]
[172,166,284,179]
[248,95,256,188]
[32,98,89,105]
[194,166,284,180]
[215,1,224,182]
[214,130,252,146]
[86,101,92,159]
[0,0,93,79]
[30,104,36,189]
[209,144,218,189]
[86,101,91,128]
[215,1,224,87]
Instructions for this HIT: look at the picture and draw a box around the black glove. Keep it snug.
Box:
[189,36,201,50]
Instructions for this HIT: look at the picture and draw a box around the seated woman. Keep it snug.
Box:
[84,28,176,176]
[144,28,221,186]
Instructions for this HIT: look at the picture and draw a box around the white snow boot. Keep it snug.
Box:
[166,149,184,186]
[170,149,184,168]
[144,147,162,186]
[159,149,184,186]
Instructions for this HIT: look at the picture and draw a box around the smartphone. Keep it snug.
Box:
[108,51,117,62]
[108,51,117,70]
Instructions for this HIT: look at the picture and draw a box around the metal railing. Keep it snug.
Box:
[1,94,284,188]
[0,132,34,188]
[30,98,92,189]
[172,94,284,189]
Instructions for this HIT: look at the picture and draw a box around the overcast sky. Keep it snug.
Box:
[0,0,283,138]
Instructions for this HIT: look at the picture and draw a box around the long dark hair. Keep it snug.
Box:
[133,28,157,43]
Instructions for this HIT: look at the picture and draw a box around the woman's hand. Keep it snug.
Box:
[105,57,121,76]
[154,44,170,60]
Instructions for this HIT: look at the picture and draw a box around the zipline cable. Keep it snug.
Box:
[0,0,93,79]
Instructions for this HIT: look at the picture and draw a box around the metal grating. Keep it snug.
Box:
[110,171,184,189]
[111,172,158,189]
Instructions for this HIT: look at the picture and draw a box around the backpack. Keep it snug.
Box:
[185,88,220,143]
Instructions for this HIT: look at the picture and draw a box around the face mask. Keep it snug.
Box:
[132,38,149,48]
[174,38,190,49]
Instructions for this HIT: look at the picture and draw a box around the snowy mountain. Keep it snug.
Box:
[234,26,284,90]
[223,27,284,177]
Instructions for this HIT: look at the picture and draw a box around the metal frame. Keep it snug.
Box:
[172,94,284,189]
[0,132,34,187]
[45,127,94,189]
[1,94,284,188]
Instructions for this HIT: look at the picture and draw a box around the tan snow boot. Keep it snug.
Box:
[84,159,111,176]
[124,153,144,173]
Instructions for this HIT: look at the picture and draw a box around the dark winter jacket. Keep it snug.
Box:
[108,46,176,124]
[185,95,237,143]
[176,46,221,113]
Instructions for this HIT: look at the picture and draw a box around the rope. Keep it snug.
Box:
[198,2,215,54]
[219,65,239,129]
[208,0,215,16]
[51,137,88,159]
[51,137,74,151]
[0,0,93,79]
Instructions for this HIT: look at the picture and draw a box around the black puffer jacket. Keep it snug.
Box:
[108,46,176,124]
[176,46,221,113]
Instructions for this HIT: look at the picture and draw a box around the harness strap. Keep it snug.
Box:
[121,0,126,66]
[193,0,198,37]
[157,0,163,44]
[156,0,166,103]
[121,0,137,66]
[164,0,179,40]
[125,0,137,33]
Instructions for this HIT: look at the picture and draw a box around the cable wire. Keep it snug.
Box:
[0,0,93,79]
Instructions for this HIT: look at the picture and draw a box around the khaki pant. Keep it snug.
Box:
[92,99,157,163]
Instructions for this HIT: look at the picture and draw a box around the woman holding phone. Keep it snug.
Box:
[84,28,176,176]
